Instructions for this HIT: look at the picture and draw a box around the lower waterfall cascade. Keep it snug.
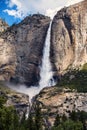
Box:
[7,21,56,102]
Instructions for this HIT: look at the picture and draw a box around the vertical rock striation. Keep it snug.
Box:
[51,0,87,75]
[0,14,50,86]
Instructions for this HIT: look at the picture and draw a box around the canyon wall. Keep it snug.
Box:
[0,14,50,86]
[51,0,87,75]
[0,1,87,86]
[32,86,87,127]
[31,0,87,127]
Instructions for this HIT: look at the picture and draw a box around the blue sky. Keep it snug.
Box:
[0,0,83,26]
[0,0,21,25]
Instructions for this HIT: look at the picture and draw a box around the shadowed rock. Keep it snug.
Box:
[0,14,50,86]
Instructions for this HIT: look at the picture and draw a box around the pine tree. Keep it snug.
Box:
[13,109,19,130]
[54,114,61,127]
[62,114,67,122]
[20,112,27,129]
[27,112,35,130]
[35,103,43,130]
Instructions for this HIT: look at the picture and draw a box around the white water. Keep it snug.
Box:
[39,22,55,87]
[7,83,44,102]
[7,22,56,102]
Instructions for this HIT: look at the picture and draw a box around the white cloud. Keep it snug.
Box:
[7,0,22,8]
[4,0,30,19]
[4,9,26,19]
[46,0,84,19]
[66,0,83,6]
[45,7,62,19]
[4,0,84,19]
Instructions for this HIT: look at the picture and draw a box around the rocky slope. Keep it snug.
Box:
[32,86,87,126]
[0,14,50,86]
[51,0,87,76]
[0,82,29,119]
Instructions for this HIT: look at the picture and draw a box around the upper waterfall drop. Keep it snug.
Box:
[6,21,56,102]
[39,22,56,88]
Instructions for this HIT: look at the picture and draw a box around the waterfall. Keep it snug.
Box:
[6,21,56,102]
[39,22,55,88]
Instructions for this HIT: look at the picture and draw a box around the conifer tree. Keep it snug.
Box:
[54,114,61,127]
[27,112,35,130]
[35,103,43,130]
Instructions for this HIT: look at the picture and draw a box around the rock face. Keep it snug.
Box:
[0,14,50,86]
[0,1,87,85]
[0,38,16,81]
[0,19,9,33]
[32,87,87,126]
[51,0,87,75]
[0,83,29,119]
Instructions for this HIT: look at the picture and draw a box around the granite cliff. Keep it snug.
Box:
[0,82,29,119]
[0,1,87,127]
[51,0,87,76]
[0,14,50,86]
[32,87,87,126]
[31,0,87,128]
[0,18,9,33]
[0,1,87,86]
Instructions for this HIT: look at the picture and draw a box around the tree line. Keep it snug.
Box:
[0,96,87,130]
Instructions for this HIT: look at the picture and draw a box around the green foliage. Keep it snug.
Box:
[54,114,61,127]
[34,103,43,130]
[1,79,87,130]
[63,120,83,130]
[62,114,67,122]
[0,96,7,107]
[0,106,19,130]
[70,111,87,130]
[52,120,83,130]
[0,93,43,130]
[27,112,35,130]
[52,112,84,130]
[0,94,87,130]
[56,69,87,92]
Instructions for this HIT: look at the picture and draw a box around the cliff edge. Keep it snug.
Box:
[51,0,87,76]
